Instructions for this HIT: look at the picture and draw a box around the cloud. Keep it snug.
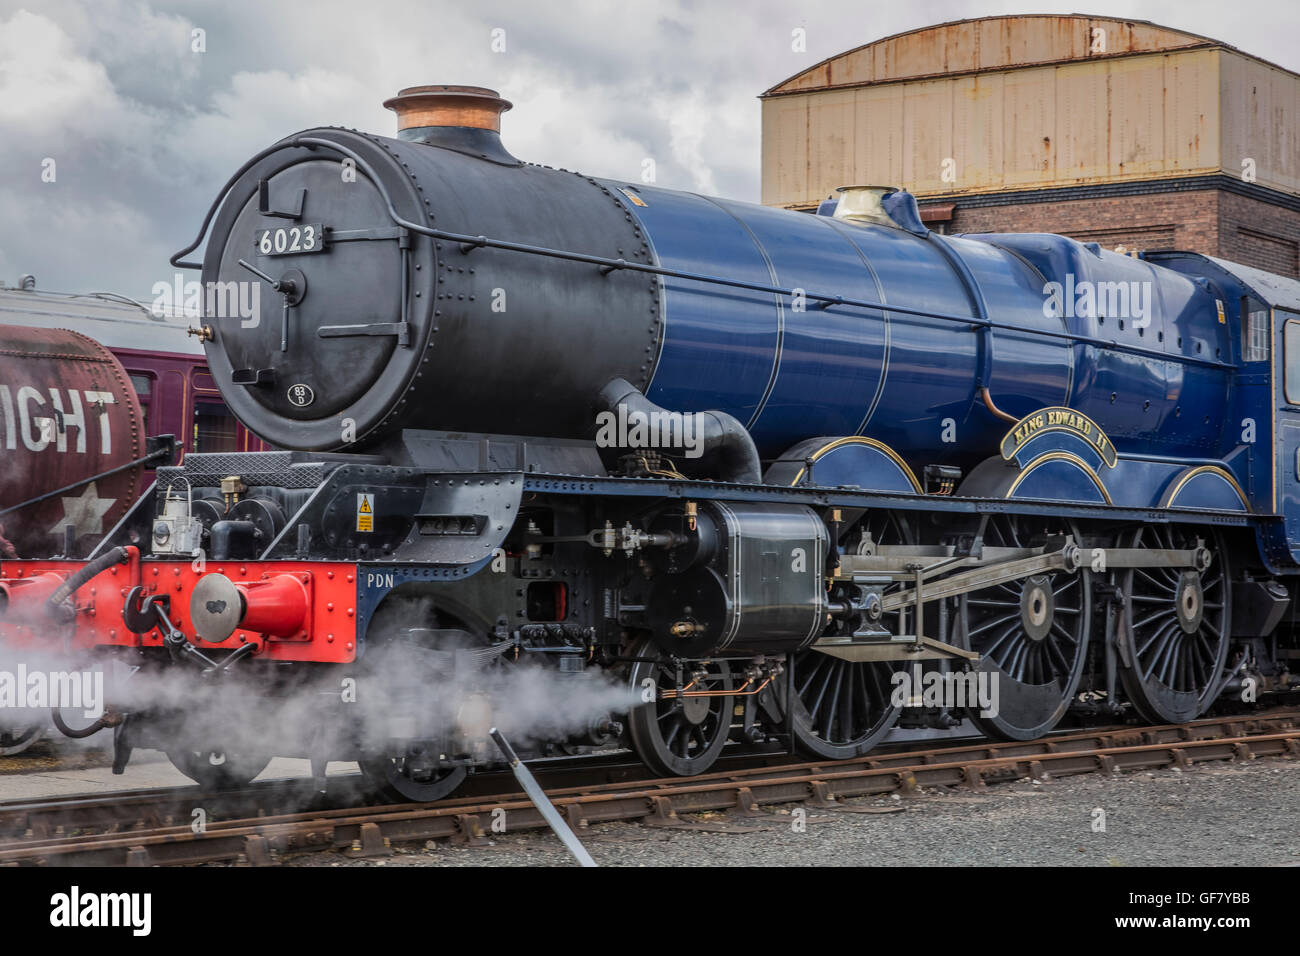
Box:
[0,10,115,130]
[1,0,1298,299]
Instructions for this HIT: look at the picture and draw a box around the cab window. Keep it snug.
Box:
[1284,316,1300,405]
[1243,297,1270,362]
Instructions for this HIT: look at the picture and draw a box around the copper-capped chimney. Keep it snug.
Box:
[383,85,518,165]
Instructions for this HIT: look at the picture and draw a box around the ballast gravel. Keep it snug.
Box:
[276,755,1300,867]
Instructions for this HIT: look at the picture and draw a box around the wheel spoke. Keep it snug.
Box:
[837,667,856,737]
[1142,624,1179,683]
[1135,568,1177,594]
[1135,618,1174,658]
[855,664,874,728]
[1004,638,1029,682]
[1157,634,1181,686]
[968,611,1021,639]
[1180,639,1197,692]
[797,654,829,699]
[1045,635,1071,681]
[1133,608,1175,630]
[866,661,889,704]
[1193,628,1216,666]
[822,662,844,740]
[1022,643,1038,684]
[1049,619,1079,644]
[807,661,834,720]
[982,622,1019,662]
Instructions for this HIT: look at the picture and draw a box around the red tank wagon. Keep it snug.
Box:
[0,325,146,558]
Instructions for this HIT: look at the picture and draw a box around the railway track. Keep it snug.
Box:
[1,709,1297,866]
[0,730,993,844]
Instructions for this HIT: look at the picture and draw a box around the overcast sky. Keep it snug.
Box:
[1,0,1297,300]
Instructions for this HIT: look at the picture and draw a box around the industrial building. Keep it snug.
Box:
[761,14,1300,275]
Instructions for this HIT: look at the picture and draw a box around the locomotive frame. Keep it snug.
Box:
[3,85,1299,800]
[0,434,1281,797]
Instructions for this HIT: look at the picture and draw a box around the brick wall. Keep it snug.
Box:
[1219,192,1300,277]
[925,188,1300,277]
[938,190,1220,256]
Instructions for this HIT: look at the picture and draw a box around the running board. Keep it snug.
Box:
[811,636,979,663]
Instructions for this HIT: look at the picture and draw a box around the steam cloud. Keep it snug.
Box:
[0,616,642,780]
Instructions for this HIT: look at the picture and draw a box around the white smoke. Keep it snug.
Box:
[0,610,641,786]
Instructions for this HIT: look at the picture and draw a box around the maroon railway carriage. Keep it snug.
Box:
[0,285,265,560]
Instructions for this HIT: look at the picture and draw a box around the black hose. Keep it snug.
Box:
[44,546,131,622]
[212,641,256,673]
[210,521,258,561]
[597,379,762,484]
[51,709,108,739]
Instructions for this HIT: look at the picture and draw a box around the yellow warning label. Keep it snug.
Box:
[357,493,374,533]
[1216,299,1225,324]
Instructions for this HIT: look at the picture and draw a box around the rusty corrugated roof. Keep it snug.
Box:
[762,14,1291,97]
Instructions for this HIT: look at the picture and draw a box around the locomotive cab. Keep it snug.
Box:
[1149,251,1300,558]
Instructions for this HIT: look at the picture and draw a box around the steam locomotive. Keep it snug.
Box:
[2,85,1298,800]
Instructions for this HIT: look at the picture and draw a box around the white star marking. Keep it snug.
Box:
[47,482,117,540]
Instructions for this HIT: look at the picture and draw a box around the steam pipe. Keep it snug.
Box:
[213,641,257,672]
[597,379,762,484]
[51,709,108,739]
[980,387,1018,423]
[210,521,258,561]
[44,546,133,622]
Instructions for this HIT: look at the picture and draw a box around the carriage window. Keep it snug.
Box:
[194,401,238,453]
[127,372,154,433]
[1243,298,1270,362]
[1286,318,1300,405]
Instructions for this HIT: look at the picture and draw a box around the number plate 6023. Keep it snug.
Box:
[256,224,325,256]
